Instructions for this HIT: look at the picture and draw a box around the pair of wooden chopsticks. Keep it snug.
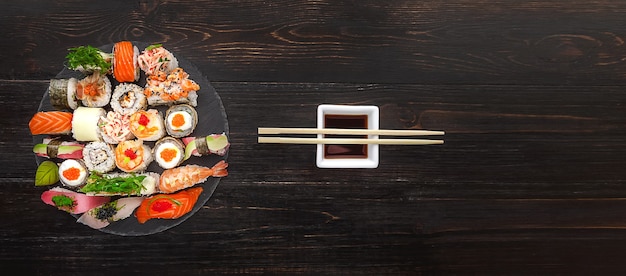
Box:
[257,127,444,145]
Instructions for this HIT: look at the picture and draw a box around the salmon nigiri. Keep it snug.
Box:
[135,187,203,224]
[158,160,228,194]
[29,111,72,135]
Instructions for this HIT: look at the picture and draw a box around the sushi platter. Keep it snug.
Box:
[30,41,229,236]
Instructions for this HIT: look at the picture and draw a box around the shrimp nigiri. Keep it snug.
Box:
[158,160,228,193]
[135,187,203,224]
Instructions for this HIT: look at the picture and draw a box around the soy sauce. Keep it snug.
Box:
[323,114,368,159]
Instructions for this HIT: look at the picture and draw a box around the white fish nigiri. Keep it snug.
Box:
[77,197,144,229]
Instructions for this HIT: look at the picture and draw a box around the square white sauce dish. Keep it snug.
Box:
[316,104,379,168]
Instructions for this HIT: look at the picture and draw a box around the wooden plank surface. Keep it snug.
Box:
[2,1,626,84]
[2,0,626,275]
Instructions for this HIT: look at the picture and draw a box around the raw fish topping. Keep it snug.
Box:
[32,41,229,234]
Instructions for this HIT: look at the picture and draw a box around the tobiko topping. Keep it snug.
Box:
[124,149,138,159]
[160,148,178,162]
[52,195,76,211]
[62,167,82,181]
[138,114,149,126]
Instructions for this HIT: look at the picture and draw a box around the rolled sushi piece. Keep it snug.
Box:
[65,45,113,75]
[182,133,230,160]
[112,41,140,83]
[129,109,165,141]
[144,67,199,106]
[80,171,159,196]
[153,136,185,169]
[58,159,89,188]
[114,139,153,173]
[41,187,110,214]
[33,138,84,159]
[77,197,144,229]
[97,111,134,144]
[137,44,179,76]
[165,104,197,138]
[75,73,112,108]
[82,141,116,174]
[72,107,106,142]
[49,78,80,110]
[110,83,147,115]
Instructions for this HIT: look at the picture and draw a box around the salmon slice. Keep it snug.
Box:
[114,41,135,82]
[135,187,203,223]
[29,111,73,135]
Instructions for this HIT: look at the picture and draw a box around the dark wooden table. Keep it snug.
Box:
[2,1,626,274]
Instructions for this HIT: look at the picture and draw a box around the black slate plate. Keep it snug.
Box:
[33,41,229,236]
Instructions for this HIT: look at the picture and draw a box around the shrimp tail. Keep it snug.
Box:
[210,160,228,177]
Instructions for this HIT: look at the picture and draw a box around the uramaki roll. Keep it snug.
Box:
[72,107,105,141]
[112,41,139,83]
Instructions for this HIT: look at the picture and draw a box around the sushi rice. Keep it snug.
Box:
[82,141,116,174]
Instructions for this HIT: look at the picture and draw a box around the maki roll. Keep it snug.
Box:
[129,109,165,141]
[137,44,179,76]
[114,139,152,173]
[58,159,89,188]
[112,41,140,83]
[153,137,185,169]
[97,111,134,144]
[110,83,146,115]
[144,67,199,106]
[72,107,106,142]
[165,104,197,138]
[75,73,112,108]
[65,45,113,75]
[49,78,79,110]
[82,141,116,174]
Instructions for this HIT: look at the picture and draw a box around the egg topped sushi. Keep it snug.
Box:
[165,104,197,138]
[153,137,185,169]
[59,159,88,188]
